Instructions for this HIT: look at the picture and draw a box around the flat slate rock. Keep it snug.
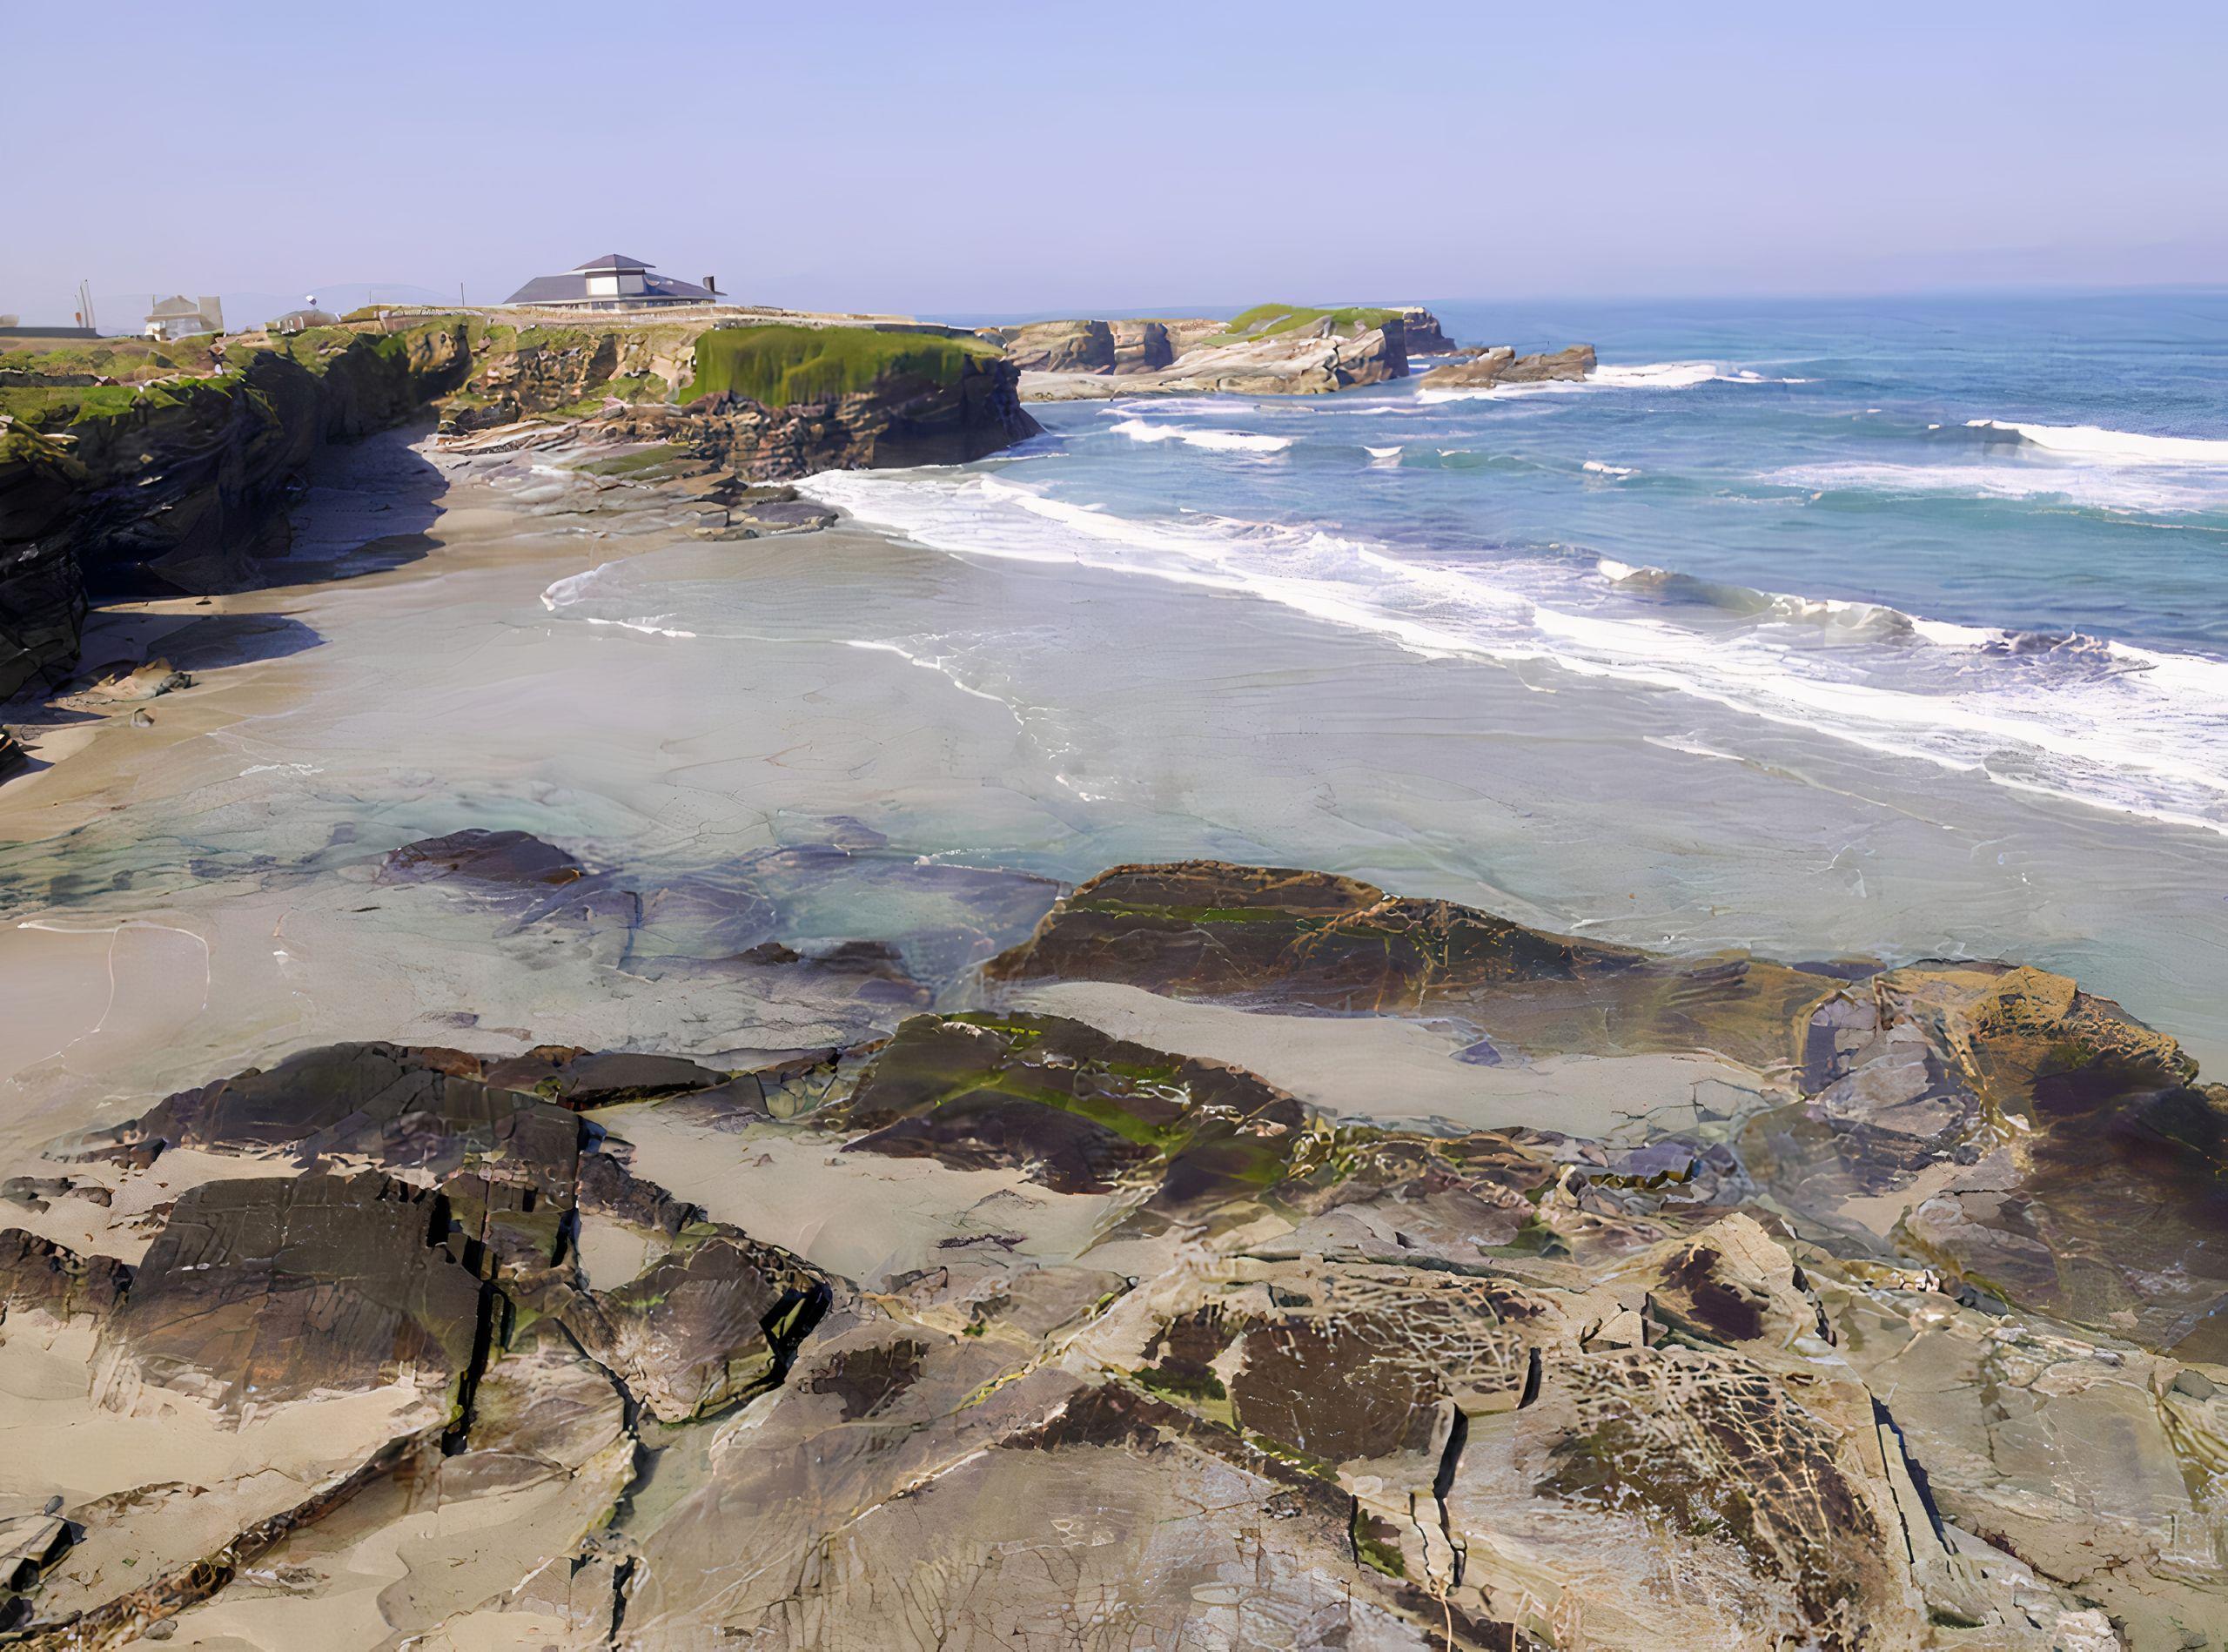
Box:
[376,828,586,888]
[100,1172,487,1412]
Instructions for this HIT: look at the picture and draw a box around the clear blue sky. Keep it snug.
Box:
[9,0,2223,325]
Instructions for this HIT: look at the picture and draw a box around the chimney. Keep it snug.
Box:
[704,275,718,295]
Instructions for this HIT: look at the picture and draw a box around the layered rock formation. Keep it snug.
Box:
[601,349,1037,478]
[0,323,474,698]
[1,856,2218,1648]
[1419,343,1597,390]
[1398,306,1458,355]
[1001,304,1455,400]
[980,319,1178,376]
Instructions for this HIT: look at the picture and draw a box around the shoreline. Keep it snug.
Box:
[0,419,2221,1650]
[4,424,2226,1082]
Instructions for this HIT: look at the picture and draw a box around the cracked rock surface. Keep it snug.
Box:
[0,860,2220,1649]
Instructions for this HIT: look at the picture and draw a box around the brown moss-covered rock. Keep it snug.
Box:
[983,860,1831,1070]
[0,1229,130,1326]
[835,1011,1305,1207]
[97,1172,487,1414]
[985,861,1640,1011]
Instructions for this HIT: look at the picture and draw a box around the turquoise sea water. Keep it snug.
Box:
[816,290,2228,835]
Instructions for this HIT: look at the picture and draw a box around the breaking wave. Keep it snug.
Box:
[1419,360,1803,403]
[1967,420,2228,466]
[801,467,2228,836]
[1107,418,1292,454]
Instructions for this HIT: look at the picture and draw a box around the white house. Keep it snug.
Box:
[144,294,224,340]
[503,254,720,312]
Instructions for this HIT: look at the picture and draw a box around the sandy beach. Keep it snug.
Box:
[4,422,2222,1176]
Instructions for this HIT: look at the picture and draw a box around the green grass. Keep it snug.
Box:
[1200,304,1403,351]
[683,325,998,407]
[0,374,244,431]
[0,334,228,384]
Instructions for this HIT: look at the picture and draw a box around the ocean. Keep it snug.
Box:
[532,290,2228,1063]
[802,291,2228,838]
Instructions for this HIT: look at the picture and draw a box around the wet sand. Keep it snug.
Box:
[2,425,2222,1172]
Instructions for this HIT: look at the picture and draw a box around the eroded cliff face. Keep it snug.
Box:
[0,323,475,697]
[0,438,89,700]
[601,352,1039,479]
[438,324,703,434]
[0,320,1039,700]
[1003,306,1446,399]
[983,319,1177,377]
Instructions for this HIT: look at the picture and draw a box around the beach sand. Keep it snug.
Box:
[3,424,2223,1173]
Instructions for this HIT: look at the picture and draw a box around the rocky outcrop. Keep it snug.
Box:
[836,1010,1307,1209]
[1419,343,1596,389]
[377,825,587,888]
[0,436,90,702]
[978,858,1833,1070]
[1398,306,1458,355]
[981,319,1117,373]
[97,1172,490,1414]
[0,322,474,699]
[1003,306,1449,400]
[981,319,1175,378]
[601,350,1038,479]
[436,321,701,434]
[983,859,1643,1009]
[1153,314,1410,396]
[5,858,2223,1646]
[1111,319,1175,373]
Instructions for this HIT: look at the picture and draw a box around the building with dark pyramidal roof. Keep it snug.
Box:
[503,254,720,311]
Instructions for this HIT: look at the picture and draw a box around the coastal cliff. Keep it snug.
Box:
[602,324,1038,476]
[0,321,475,697]
[0,319,1037,700]
[1005,303,1444,400]
[982,319,1178,376]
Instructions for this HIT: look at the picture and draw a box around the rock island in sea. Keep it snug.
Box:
[0,290,2218,1652]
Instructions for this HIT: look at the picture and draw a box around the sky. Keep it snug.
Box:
[7,0,2225,326]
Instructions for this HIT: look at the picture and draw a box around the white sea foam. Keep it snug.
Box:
[1776,460,2225,514]
[1366,445,1404,463]
[540,563,698,638]
[1583,460,1638,478]
[1107,418,1292,454]
[1644,735,1746,764]
[1908,615,2002,648]
[1968,420,2228,466]
[1419,360,1800,404]
[799,467,2228,836]
[1594,361,1734,388]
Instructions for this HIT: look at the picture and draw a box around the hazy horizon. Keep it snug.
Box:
[9,0,2224,327]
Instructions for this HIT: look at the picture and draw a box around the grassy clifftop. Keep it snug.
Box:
[682,325,1000,406]
[0,319,480,449]
[1199,303,1403,350]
